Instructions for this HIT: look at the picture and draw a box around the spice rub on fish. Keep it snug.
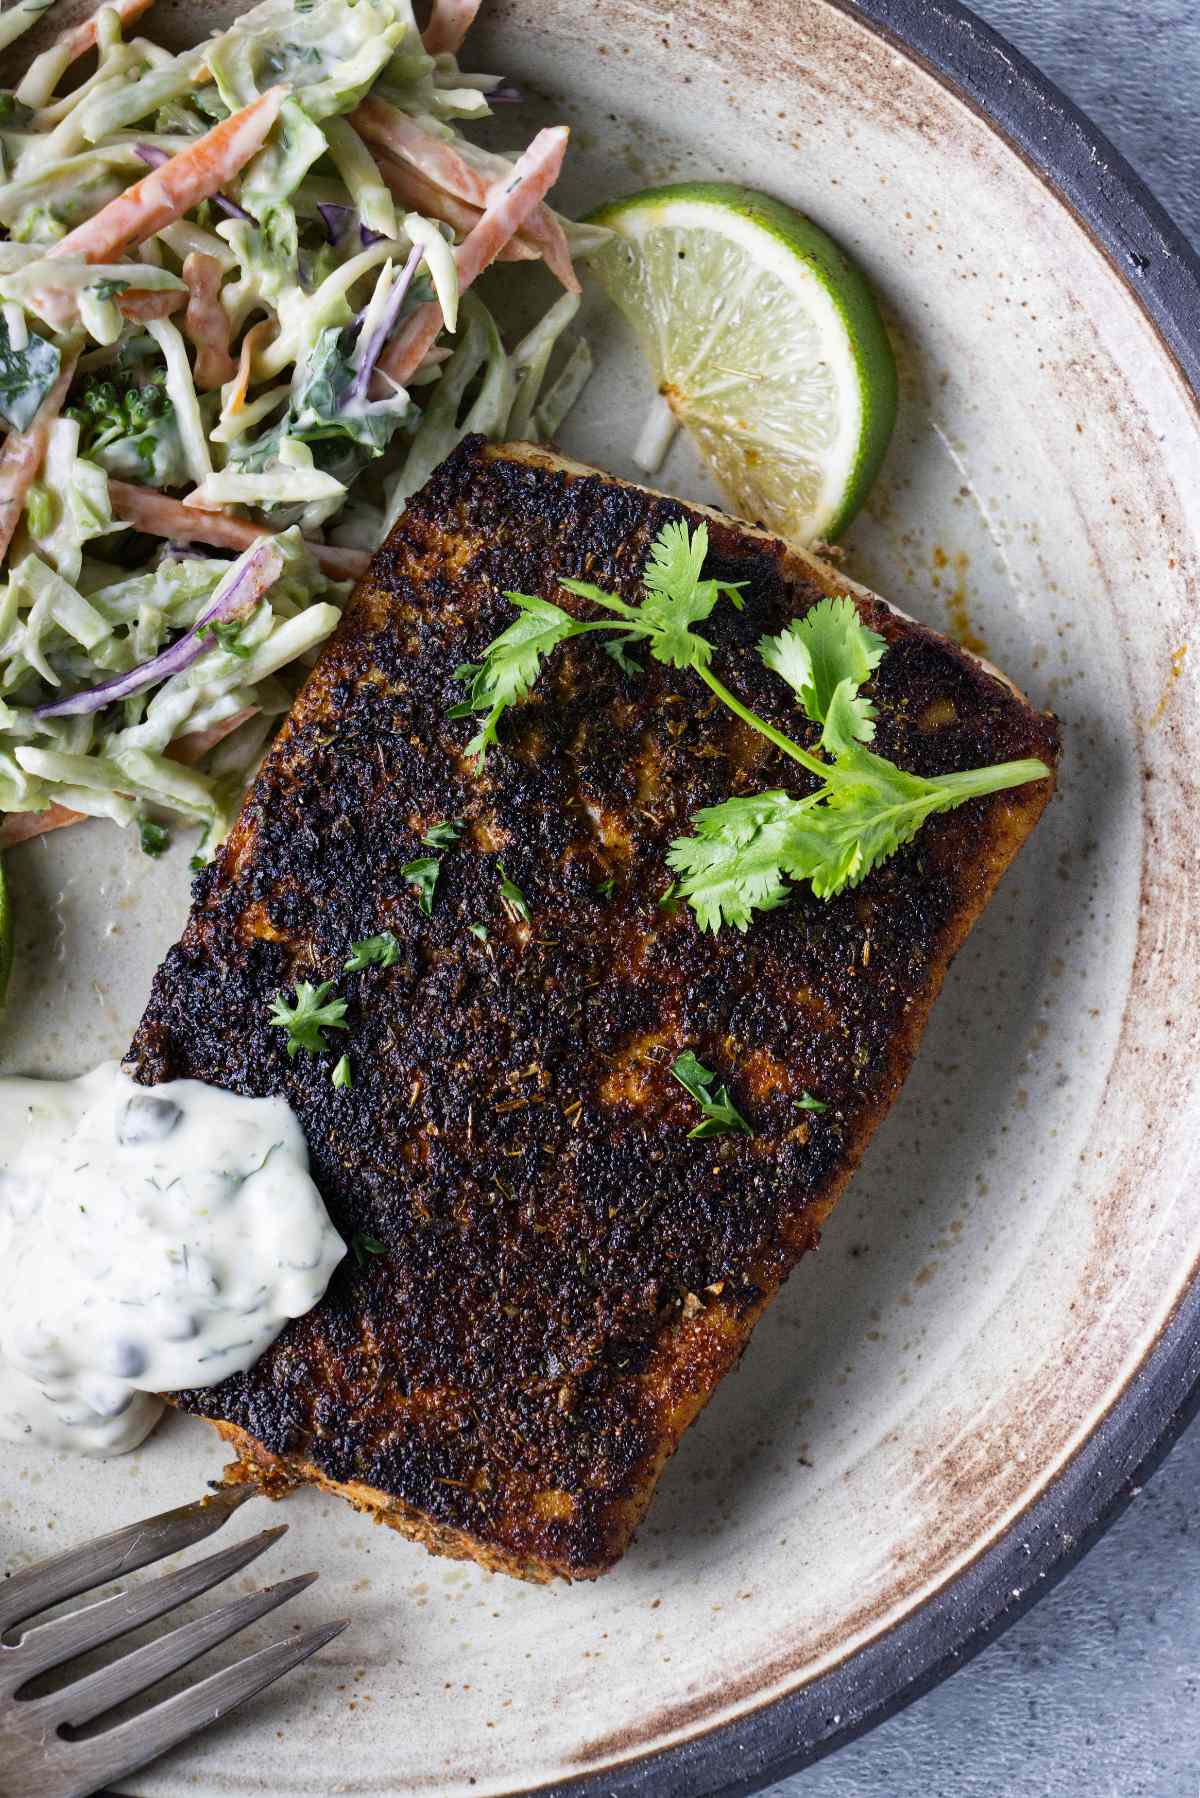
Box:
[126,438,1059,1582]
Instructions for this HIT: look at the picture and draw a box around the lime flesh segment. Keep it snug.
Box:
[0,854,11,1013]
[586,182,897,544]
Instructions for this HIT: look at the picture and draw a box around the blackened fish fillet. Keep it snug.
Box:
[127,438,1059,1581]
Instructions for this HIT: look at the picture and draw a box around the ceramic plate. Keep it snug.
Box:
[3,1,1199,1793]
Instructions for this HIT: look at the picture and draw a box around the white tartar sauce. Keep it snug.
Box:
[0,1062,345,1457]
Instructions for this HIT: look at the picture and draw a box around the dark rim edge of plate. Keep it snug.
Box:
[93,6,1200,1797]
[525,2,1200,1795]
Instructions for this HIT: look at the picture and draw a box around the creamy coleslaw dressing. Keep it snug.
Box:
[0,1061,345,1455]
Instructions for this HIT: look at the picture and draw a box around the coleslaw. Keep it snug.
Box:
[0,0,598,853]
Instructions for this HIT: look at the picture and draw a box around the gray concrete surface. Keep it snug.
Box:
[768,4,1200,1795]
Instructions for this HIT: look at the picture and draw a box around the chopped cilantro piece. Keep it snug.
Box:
[421,818,463,849]
[400,856,440,916]
[267,980,348,1057]
[669,1049,753,1139]
[344,931,400,970]
[497,862,530,923]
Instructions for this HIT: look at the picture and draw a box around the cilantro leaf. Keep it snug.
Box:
[820,674,878,756]
[594,877,615,899]
[332,1054,352,1089]
[670,1049,717,1106]
[669,1049,753,1139]
[400,856,440,916]
[635,520,746,668]
[196,616,253,658]
[643,516,710,598]
[604,638,642,677]
[759,596,886,728]
[421,817,463,849]
[798,1092,827,1113]
[467,922,488,941]
[562,519,744,673]
[268,980,348,1056]
[666,791,810,932]
[450,592,584,761]
[351,1231,385,1266]
[138,819,169,857]
[344,931,399,970]
[665,589,1048,925]
[89,277,130,301]
[497,862,530,923]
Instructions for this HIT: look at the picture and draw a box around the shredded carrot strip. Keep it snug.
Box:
[107,480,369,583]
[41,0,158,72]
[352,98,576,290]
[30,279,187,332]
[50,87,286,263]
[0,802,87,849]
[375,126,570,391]
[420,0,479,55]
[373,152,536,258]
[182,251,237,391]
[118,289,186,321]
[227,317,275,414]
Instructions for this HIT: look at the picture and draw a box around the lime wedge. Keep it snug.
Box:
[586,182,897,544]
[0,853,11,1013]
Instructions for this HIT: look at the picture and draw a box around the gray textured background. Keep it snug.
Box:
[767,4,1200,1796]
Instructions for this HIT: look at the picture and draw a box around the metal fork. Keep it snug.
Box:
[0,1486,347,1798]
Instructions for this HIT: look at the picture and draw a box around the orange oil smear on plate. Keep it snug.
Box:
[932,545,988,657]
[1149,642,1188,727]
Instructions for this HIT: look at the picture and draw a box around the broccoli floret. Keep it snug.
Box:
[66,366,185,487]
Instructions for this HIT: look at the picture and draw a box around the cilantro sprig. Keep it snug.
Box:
[449,519,744,761]
[667,594,1048,929]
[451,521,1050,929]
[670,1050,753,1139]
[268,980,348,1057]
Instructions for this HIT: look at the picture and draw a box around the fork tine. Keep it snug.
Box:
[9,1523,288,1681]
[0,1486,255,1635]
[28,1571,319,1729]
[74,1617,349,1796]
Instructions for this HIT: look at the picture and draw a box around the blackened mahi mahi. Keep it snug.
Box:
[127,438,1059,1581]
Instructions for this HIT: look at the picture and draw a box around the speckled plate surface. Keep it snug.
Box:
[2,2,1199,1794]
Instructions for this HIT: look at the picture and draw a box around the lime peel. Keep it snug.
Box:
[586,181,897,544]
